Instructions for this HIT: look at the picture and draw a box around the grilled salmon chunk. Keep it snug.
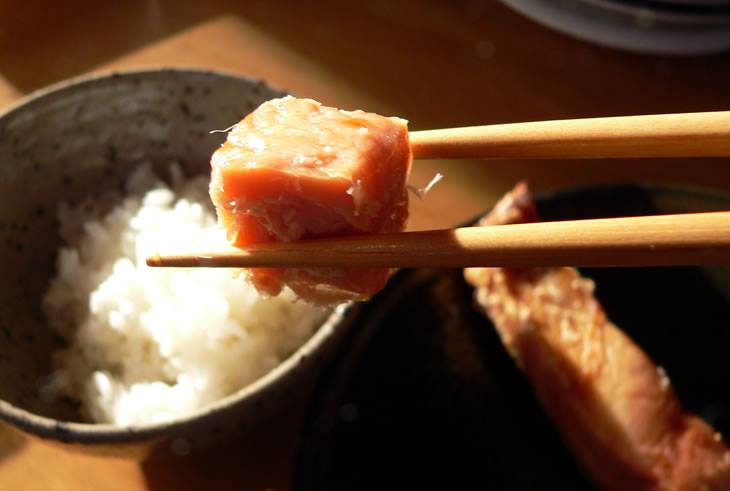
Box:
[464,183,730,491]
[210,97,412,304]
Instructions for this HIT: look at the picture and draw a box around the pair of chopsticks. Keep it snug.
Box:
[147,111,730,269]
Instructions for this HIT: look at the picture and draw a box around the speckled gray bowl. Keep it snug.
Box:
[0,69,357,459]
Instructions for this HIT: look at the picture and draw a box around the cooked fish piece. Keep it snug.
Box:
[464,183,730,491]
[210,96,412,304]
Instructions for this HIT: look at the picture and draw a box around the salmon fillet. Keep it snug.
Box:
[464,183,730,490]
[210,97,412,304]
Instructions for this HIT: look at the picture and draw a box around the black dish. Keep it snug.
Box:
[293,184,730,491]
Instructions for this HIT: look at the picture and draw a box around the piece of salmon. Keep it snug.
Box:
[210,97,412,304]
[464,183,730,491]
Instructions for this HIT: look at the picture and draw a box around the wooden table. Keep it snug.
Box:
[1,2,729,489]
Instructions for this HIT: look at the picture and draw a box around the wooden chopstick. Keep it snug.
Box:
[147,211,730,269]
[409,111,730,160]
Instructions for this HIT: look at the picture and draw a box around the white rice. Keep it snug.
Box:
[42,164,325,425]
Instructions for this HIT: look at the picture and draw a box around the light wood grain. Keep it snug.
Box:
[0,74,21,109]
[0,426,144,491]
[147,212,730,269]
[92,15,380,112]
[411,111,730,160]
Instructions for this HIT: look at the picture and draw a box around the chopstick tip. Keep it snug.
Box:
[146,253,162,267]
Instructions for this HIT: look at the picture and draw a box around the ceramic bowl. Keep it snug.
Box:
[0,68,356,459]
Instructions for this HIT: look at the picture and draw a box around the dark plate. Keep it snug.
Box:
[293,184,730,491]
[594,0,730,13]
[585,0,730,23]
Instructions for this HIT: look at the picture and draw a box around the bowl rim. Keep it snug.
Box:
[0,66,284,122]
[0,67,352,444]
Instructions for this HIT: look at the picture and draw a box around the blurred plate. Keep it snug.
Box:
[293,184,730,490]
[583,0,730,24]
[499,0,730,54]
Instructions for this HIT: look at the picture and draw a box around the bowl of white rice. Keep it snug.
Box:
[0,69,357,458]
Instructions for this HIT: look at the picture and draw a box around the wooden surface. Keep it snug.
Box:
[1,2,730,490]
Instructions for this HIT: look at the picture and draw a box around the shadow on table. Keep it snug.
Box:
[143,444,279,491]
[141,389,310,491]
[0,422,28,463]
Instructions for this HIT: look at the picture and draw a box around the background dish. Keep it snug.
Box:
[583,0,730,24]
[294,183,730,490]
[499,0,730,55]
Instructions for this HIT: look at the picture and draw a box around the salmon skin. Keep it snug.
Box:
[464,183,730,491]
[210,97,412,304]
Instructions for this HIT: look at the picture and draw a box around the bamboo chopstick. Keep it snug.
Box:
[147,211,730,269]
[409,111,730,160]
